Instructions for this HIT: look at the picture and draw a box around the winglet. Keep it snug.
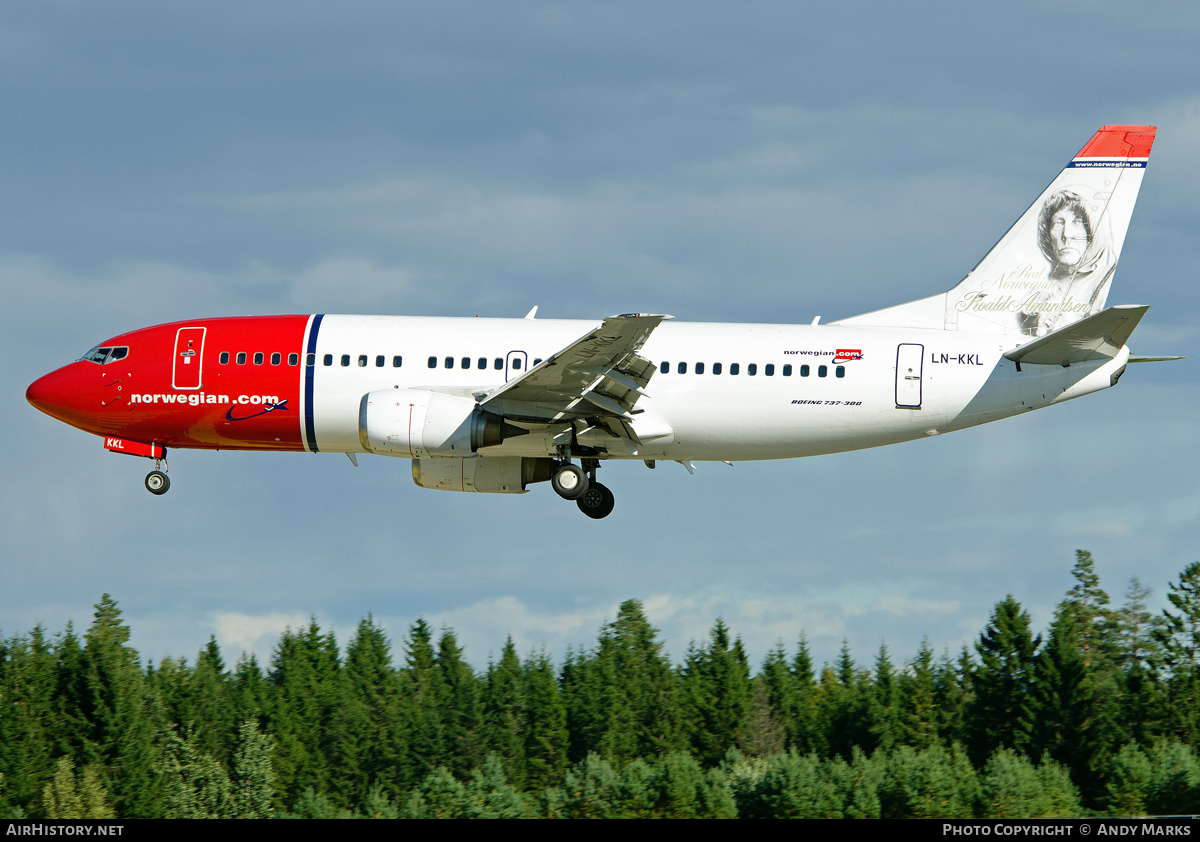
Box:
[524,306,538,320]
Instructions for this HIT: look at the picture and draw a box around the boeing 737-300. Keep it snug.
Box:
[26,125,1176,518]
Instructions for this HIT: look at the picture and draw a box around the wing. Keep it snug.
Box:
[478,313,671,444]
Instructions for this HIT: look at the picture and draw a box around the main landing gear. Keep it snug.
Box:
[551,457,615,519]
[145,458,170,496]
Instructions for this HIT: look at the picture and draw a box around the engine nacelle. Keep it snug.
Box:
[359,389,521,458]
[412,456,554,493]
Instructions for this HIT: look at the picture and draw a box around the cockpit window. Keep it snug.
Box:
[80,346,129,365]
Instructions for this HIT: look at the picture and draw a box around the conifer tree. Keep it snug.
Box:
[1031,601,1120,803]
[821,641,869,758]
[462,753,529,818]
[979,749,1082,818]
[1115,578,1166,743]
[230,653,269,733]
[898,639,940,749]
[158,727,235,819]
[565,600,680,765]
[521,650,567,790]
[400,619,447,782]
[190,638,235,763]
[268,618,340,804]
[331,616,406,804]
[42,756,113,820]
[935,647,973,746]
[1064,550,1116,665]
[682,620,751,766]
[1155,562,1200,743]
[968,596,1039,763]
[76,595,160,816]
[867,643,902,753]
[230,720,276,818]
[790,634,825,754]
[0,627,57,812]
[560,646,602,763]
[739,675,786,757]
[480,638,526,787]
[435,629,482,777]
[759,644,800,749]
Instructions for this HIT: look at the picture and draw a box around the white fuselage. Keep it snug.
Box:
[304,315,1127,462]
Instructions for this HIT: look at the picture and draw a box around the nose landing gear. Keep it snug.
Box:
[145,470,170,495]
[145,455,170,496]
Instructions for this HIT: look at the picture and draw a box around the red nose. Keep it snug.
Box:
[27,365,94,428]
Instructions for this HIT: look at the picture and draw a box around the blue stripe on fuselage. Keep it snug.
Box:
[304,314,324,452]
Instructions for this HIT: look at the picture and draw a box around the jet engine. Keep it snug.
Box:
[358,389,525,458]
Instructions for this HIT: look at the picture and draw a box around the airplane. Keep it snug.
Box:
[26,125,1178,519]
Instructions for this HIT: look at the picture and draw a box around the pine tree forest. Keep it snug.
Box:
[3,551,1200,819]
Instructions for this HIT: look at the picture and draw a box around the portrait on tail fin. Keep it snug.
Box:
[1017,186,1118,336]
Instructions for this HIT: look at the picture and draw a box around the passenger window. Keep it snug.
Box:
[252,352,263,365]
[478,357,487,369]
[836,365,845,378]
[730,363,740,375]
[393,356,403,368]
[818,365,828,377]
[660,361,669,374]
[219,352,230,365]
[428,356,437,368]
[271,353,281,365]
[306,354,315,367]
[444,357,453,369]
[765,364,774,376]
[342,355,351,367]
[783,364,792,376]
[533,358,542,366]
[512,358,523,370]
[695,362,705,374]
[800,364,810,377]
[376,355,385,367]
[358,355,367,367]
[289,353,299,366]
[713,362,722,375]
[236,352,247,365]
[324,354,333,366]
[461,357,470,369]
[677,362,687,374]
[748,364,757,376]
[494,358,503,370]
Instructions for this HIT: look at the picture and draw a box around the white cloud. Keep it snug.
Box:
[210,611,312,659]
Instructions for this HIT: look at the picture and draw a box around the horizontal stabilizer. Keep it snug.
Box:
[1003,305,1148,366]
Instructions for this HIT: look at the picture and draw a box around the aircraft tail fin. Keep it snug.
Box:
[1002,304,1147,366]
[837,126,1156,337]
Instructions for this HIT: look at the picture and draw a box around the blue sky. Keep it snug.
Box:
[4,2,1199,673]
